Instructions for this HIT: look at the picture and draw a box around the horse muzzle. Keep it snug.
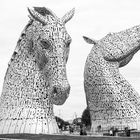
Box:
[51,84,70,105]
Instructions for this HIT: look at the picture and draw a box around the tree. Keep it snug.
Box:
[81,107,91,127]
[55,116,70,130]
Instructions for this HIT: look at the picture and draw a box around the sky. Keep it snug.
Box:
[0,0,140,121]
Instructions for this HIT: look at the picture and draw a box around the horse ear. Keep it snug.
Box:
[28,7,46,25]
[83,36,97,45]
[34,7,57,18]
[62,8,75,24]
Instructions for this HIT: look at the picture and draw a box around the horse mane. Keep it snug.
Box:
[8,20,34,66]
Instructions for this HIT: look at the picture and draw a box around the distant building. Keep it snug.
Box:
[73,117,82,125]
[67,119,73,124]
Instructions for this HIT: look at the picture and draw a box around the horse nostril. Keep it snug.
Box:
[53,86,58,94]
[67,86,70,93]
[53,85,70,94]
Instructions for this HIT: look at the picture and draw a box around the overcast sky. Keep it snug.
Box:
[0,0,140,120]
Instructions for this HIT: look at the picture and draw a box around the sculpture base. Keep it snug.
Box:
[0,133,140,140]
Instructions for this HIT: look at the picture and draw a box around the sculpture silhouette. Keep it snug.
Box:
[0,7,75,134]
[83,25,140,133]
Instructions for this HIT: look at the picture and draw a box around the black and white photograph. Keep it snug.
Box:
[0,0,140,139]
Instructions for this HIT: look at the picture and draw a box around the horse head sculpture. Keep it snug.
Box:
[83,25,140,133]
[0,7,75,134]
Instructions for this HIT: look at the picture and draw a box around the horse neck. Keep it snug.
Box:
[88,46,120,78]
[3,33,50,99]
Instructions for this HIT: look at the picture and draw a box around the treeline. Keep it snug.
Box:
[55,106,91,129]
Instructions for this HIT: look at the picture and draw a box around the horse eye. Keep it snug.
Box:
[40,40,50,49]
